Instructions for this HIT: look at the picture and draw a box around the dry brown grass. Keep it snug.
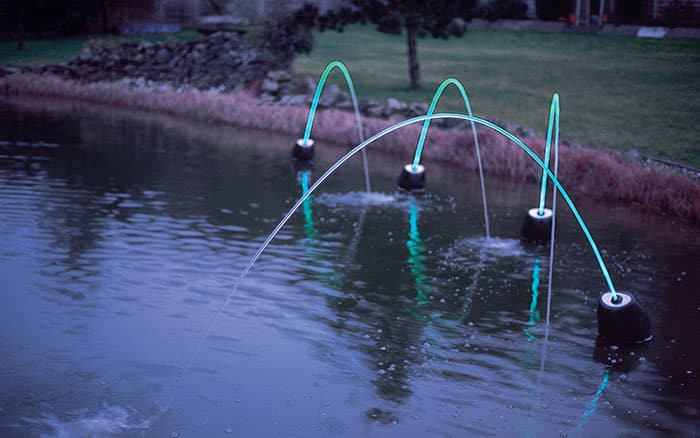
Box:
[2,73,698,222]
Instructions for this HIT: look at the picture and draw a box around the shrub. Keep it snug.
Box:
[256,2,319,67]
[536,0,569,21]
[376,12,403,34]
[660,0,698,27]
[478,0,529,21]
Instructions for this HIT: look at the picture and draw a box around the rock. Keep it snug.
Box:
[366,105,386,118]
[385,97,405,113]
[261,79,279,93]
[24,29,294,95]
[304,76,317,93]
[260,92,276,102]
[336,99,354,110]
[267,70,292,82]
[279,94,308,105]
[155,48,170,64]
[0,66,21,77]
[318,83,341,107]
[408,102,429,116]
[447,18,467,37]
[197,15,249,35]
[360,99,380,112]
[119,22,181,36]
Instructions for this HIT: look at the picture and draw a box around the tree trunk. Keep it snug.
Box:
[17,2,24,51]
[406,24,420,90]
[101,0,111,34]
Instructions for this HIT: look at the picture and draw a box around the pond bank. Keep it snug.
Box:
[1,72,698,223]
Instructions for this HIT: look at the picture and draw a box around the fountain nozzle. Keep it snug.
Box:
[521,207,553,242]
[398,164,426,191]
[597,291,652,345]
[293,138,315,161]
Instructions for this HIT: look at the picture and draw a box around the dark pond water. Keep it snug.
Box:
[0,98,698,437]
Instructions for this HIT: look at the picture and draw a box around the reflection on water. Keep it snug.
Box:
[407,198,428,307]
[0,98,698,436]
[525,258,541,343]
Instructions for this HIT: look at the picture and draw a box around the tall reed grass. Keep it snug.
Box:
[1,73,698,222]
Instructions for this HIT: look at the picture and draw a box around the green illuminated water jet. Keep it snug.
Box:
[410,78,490,236]
[301,61,371,192]
[173,113,622,413]
[243,113,619,304]
[537,95,559,216]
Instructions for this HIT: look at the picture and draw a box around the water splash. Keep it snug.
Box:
[25,404,149,438]
[452,236,527,261]
[410,78,490,237]
[316,191,398,208]
[242,112,617,326]
[302,60,371,192]
[169,112,619,415]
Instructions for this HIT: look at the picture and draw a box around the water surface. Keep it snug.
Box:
[0,98,698,437]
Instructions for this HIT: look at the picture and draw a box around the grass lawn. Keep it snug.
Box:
[0,31,201,66]
[295,25,700,167]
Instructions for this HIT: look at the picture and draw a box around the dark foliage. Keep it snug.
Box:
[535,0,570,21]
[4,0,104,37]
[256,3,319,67]
[343,0,477,37]
[660,0,698,27]
[614,0,644,21]
[477,0,528,21]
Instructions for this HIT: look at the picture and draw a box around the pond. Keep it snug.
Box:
[0,98,698,437]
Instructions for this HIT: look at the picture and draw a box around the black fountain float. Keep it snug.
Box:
[521,207,553,243]
[293,138,315,161]
[597,291,653,345]
[397,163,426,191]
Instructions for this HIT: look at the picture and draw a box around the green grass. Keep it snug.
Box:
[295,25,700,167]
[0,31,202,66]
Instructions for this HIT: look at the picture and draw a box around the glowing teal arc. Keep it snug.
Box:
[302,60,365,144]
[411,78,476,171]
[301,60,370,192]
[538,94,560,216]
[410,78,490,237]
[234,113,618,303]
